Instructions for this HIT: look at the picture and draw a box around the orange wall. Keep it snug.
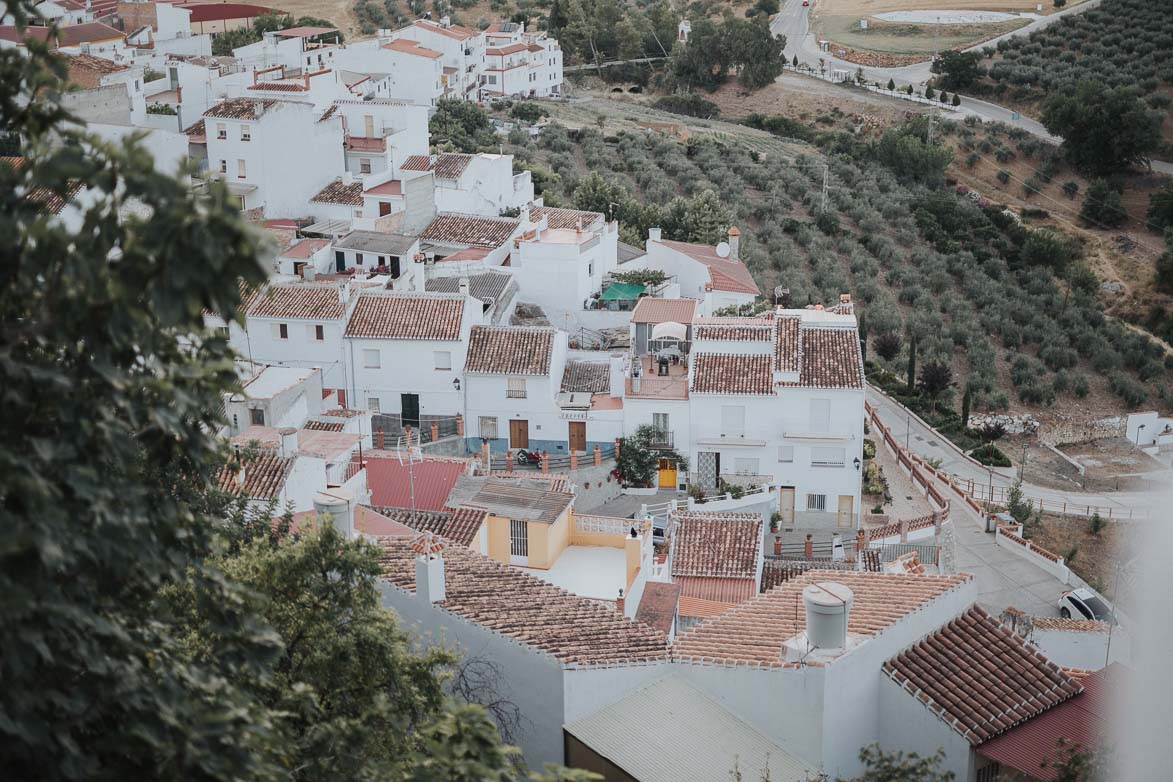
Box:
[486,514,510,564]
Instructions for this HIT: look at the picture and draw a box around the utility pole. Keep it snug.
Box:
[820,165,829,213]
[1019,442,1028,481]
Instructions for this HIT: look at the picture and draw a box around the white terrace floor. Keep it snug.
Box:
[519,545,627,602]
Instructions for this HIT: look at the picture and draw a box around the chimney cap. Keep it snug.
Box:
[727,226,740,236]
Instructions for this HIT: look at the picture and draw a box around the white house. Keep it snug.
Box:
[399,152,533,217]
[32,0,92,25]
[387,18,484,100]
[227,281,359,393]
[511,205,618,320]
[202,97,344,216]
[232,25,341,73]
[480,21,562,98]
[224,364,324,435]
[631,226,760,316]
[623,304,865,529]
[331,98,429,176]
[343,291,483,430]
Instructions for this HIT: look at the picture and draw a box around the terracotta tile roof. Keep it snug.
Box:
[690,353,773,395]
[302,420,345,432]
[274,25,337,37]
[363,454,469,510]
[774,317,800,372]
[884,606,1082,745]
[635,581,681,634]
[344,135,386,152]
[383,38,443,58]
[658,239,760,295]
[464,478,572,523]
[369,505,487,547]
[671,512,761,579]
[1,22,125,47]
[797,328,864,389]
[421,213,520,249]
[672,571,971,668]
[278,238,329,259]
[364,179,403,196]
[66,52,129,74]
[464,326,555,375]
[486,42,528,56]
[561,360,610,393]
[630,297,697,325]
[1029,616,1111,633]
[676,576,758,605]
[678,595,738,619]
[977,665,1119,781]
[530,205,605,231]
[400,154,432,171]
[184,118,206,138]
[311,178,364,206]
[2,156,82,214]
[217,450,295,500]
[378,539,669,666]
[247,284,346,320]
[345,293,465,340]
[433,153,473,179]
[694,323,773,342]
[204,97,276,120]
[409,19,477,40]
[247,80,308,92]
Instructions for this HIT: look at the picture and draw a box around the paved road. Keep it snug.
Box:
[772,0,1101,87]
[867,386,1157,520]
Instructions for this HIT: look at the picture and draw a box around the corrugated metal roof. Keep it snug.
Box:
[564,675,816,782]
[363,454,469,510]
[977,664,1120,781]
[466,478,573,523]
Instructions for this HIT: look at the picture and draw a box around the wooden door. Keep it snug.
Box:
[568,421,586,452]
[837,495,854,529]
[509,419,529,449]
[657,457,677,489]
[779,487,795,526]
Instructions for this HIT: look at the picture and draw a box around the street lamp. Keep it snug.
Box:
[1135,423,1146,446]
[853,457,861,471]
[452,377,461,392]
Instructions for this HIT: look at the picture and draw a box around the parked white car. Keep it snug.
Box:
[1058,587,1114,623]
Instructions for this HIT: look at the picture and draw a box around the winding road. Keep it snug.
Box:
[867,386,1158,521]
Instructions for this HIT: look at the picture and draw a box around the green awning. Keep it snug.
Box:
[600,282,645,301]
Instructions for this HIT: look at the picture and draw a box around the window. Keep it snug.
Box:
[807,493,827,512]
[434,351,452,370]
[810,398,831,433]
[241,126,250,141]
[237,159,246,179]
[272,323,288,340]
[363,349,381,368]
[480,416,498,439]
[249,408,265,426]
[368,396,380,412]
[355,252,363,267]
[587,261,593,276]
[359,158,372,174]
[506,378,526,398]
[721,405,745,437]
[733,457,759,476]
[215,326,230,340]
[652,412,669,436]
[509,518,529,558]
[216,122,226,139]
[314,324,325,341]
[777,445,795,463]
[219,159,227,174]
[811,447,846,467]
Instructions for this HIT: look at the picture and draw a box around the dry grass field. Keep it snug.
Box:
[813,0,1083,15]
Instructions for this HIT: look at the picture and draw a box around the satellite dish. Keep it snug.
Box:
[715,241,730,258]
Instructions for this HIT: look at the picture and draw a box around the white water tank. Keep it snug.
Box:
[803,582,853,650]
[313,493,353,539]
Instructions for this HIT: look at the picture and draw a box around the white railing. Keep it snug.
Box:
[574,514,632,536]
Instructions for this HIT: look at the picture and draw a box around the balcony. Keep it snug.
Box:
[626,355,688,400]
[648,429,674,449]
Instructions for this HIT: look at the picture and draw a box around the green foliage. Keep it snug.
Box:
[430,99,497,152]
[1020,229,1074,272]
[933,50,982,91]
[146,102,177,115]
[874,124,953,184]
[873,332,902,362]
[611,268,667,286]
[670,17,785,91]
[970,443,1012,467]
[617,425,687,487]
[1062,180,1080,199]
[1156,229,1173,292]
[917,361,954,413]
[849,744,955,782]
[741,113,815,142]
[1145,183,1173,233]
[653,92,721,118]
[510,101,548,123]
[906,333,917,392]
[211,14,339,55]
[1041,81,1162,176]
[863,439,877,459]
[1007,480,1033,522]
[1089,512,1105,535]
[1079,179,1127,228]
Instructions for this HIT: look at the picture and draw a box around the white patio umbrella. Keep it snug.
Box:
[650,321,687,342]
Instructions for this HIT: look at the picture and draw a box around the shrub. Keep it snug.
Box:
[970,443,1012,467]
[997,169,1011,184]
[1080,179,1127,228]
[654,93,721,119]
[873,332,903,361]
[1145,184,1173,232]
[1061,180,1080,199]
[509,101,547,123]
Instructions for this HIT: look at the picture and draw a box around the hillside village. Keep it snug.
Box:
[0,1,1157,781]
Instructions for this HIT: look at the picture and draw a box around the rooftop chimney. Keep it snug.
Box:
[458,276,470,297]
[648,227,662,243]
[278,427,298,456]
[803,582,853,651]
[727,226,740,260]
[412,531,447,603]
[313,492,354,539]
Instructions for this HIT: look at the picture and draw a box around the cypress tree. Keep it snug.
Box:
[906,333,917,392]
